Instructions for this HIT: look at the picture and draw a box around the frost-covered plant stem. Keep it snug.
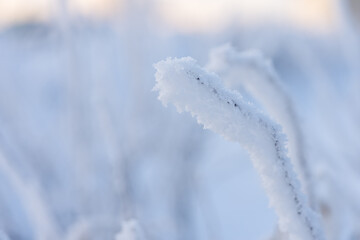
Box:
[207,44,315,208]
[154,57,325,240]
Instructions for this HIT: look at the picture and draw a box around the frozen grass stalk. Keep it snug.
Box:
[207,44,315,208]
[153,57,325,240]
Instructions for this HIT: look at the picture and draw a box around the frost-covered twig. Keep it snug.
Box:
[207,44,315,208]
[154,57,325,240]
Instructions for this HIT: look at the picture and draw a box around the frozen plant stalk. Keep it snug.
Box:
[153,57,325,240]
[207,44,315,208]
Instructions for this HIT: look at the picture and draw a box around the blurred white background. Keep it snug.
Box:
[0,0,359,240]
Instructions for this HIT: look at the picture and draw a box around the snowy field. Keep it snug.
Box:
[0,1,360,240]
